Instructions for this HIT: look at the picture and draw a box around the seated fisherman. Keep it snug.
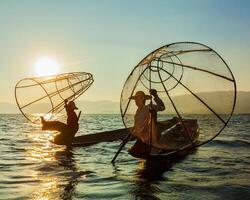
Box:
[41,100,80,145]
[129,89,165,155]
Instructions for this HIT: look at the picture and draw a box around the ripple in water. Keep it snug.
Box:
[0,114,249,200]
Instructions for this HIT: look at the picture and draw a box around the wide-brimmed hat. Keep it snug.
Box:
[129,91,151,100]
[68,101,78,110]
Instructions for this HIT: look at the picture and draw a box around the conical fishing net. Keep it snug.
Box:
[15,72,94,124]
[121,42,236,155]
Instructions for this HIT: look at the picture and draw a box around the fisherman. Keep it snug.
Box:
[129,89,165,155]
[41,100,80,145]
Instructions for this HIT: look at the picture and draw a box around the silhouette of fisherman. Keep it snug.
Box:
[128,89,165,156]
[41,100,80,145]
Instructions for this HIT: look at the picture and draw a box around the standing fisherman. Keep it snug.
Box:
[129,89,165,155]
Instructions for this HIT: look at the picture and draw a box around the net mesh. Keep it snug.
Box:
[120,42,236,154]
[15,72,94,124]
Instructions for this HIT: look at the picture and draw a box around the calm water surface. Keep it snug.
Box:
[0,114,249,200]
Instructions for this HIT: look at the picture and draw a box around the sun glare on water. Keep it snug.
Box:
[34,57,60,77]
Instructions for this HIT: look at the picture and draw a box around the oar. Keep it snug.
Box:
[77,111,82,121]
[111,133,131,164]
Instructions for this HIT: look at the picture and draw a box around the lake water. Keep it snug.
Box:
[0,114,249,200]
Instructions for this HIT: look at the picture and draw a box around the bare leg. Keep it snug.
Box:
[42,120,68,132]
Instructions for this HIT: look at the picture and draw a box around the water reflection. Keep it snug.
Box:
[55,148,79,200]
[129,159,171,200]
[137,159,171,180]
[25,128,84,200]
[54,147,76,170]
[31,147,82,200]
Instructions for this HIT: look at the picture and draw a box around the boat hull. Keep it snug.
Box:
[72,128,129,147]
[128,118,199,160]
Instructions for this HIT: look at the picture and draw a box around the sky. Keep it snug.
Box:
[0,0,249,103]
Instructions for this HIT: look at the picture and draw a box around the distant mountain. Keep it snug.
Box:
[231,91,250,114]
[0,91,249,114]
[0,100,121,114]
[77,100,120,114]
[163,91,250,114]
[0,102,19,113]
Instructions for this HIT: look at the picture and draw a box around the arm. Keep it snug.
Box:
[153,96,165,111]
[64,99,70,113]
[150,89,165,111]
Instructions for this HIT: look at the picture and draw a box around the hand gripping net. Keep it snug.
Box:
[15,72,94,124]
[120,42,236,155]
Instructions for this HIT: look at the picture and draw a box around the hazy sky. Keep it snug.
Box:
[0,0,249,103]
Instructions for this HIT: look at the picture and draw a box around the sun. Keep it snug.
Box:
[34,57,60,76]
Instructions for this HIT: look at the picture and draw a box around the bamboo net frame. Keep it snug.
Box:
[15,72,94,124]
[120,41,237,157]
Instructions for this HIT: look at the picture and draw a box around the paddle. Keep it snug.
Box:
[111,133,131,164]
[77,111,82,121]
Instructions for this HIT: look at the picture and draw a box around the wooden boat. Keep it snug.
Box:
[72,117,199,162]
[71,118,179,147]
[72,128,130,147]
[128,117,199,160]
